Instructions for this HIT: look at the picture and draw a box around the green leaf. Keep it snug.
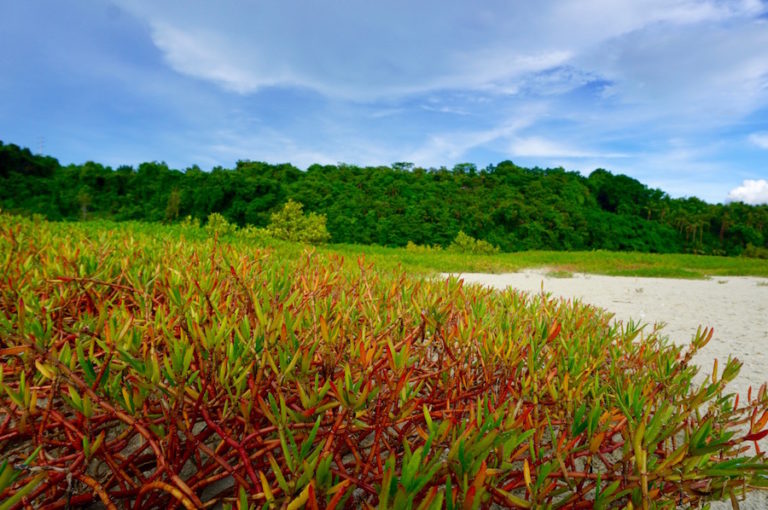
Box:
[572,401,588,436]
[0,461,17,492]
[401,449,421,490]
[0,473,45,510]
[299,416,322,460]
[67,385,83,412]
[76,340,97,385]
[268,454,290,495]
[239,485,249,510]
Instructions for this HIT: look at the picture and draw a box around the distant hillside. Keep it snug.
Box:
[1,140,766,255]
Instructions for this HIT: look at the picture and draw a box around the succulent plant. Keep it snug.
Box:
[0,213,766,509]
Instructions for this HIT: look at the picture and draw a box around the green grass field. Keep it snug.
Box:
[321,241,768,279]
[34,217,768,279]
[18,216,768,280]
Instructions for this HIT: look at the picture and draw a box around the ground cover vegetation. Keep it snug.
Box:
[2,140,768,257]
[322,243,768,279]
[2,214,768,508]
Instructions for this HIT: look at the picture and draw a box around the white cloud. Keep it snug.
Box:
[728,179,768,204]
[540,140,737,203]
[749,132,768,149]
[46,0,768,204]
[202,128,383,170]
[405,125,517,167]
[369,108,406,119]
[556,0,764,28]
[149,22,283,94]
[420,104,470,116]
[577,20,768,124]
[509,136,627,158]
[403,107,546,167]
[456,50,573,94]
[113,0,767,102]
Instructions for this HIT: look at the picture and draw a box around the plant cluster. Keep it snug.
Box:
[204,212,238,237]
[199,202,330,245]
[405,241,444,254]
[448,231,500,255]
[743,244,768,260]
[266,199,331,244]
[1,214,767,509]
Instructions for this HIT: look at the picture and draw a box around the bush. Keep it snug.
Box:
[237,224,272,242]
[204,212,237,237]
[180,215,200,229]
[267,199,330,244]
[405,241,444,253]
[449,230,500,254]
[743,243,768,259]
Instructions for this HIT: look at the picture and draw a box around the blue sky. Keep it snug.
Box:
[2,1,768,204]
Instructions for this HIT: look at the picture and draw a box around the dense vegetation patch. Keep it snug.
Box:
[2,140,767,256]
[1,215,767,508]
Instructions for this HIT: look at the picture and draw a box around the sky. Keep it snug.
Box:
[1,1,768,204]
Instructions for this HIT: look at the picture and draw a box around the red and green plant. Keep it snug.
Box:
[1,214,767,509]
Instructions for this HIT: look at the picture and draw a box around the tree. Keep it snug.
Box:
[392,162,414,172]
[3,138,768,256]
[165,189,181,222]
[77,186,92,220]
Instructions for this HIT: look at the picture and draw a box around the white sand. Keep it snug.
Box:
[446,269,768,508]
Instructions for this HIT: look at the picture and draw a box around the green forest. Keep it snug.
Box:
[1,139,767,256]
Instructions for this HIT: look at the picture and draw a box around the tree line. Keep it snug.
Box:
[1,140,766,256]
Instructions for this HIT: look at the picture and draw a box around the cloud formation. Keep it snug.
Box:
[750,133,768,150]
[115,0,768,103]
[728,179,768,204]
[509,137,628,159]
[2,1,767,203]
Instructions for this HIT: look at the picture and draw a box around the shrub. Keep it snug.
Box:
[180,214,200,229]
[743,243,768,259]
[1,215,767,509]
[405,241,444,253]
[267,199,330,244]
[237,224,272,242]
[449,230,500,254]
[204,212,237,237]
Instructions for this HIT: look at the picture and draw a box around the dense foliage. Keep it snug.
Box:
[1,215,767,508]
[266,200,331,244]
[1,140,767,255]
[197,203,331,246]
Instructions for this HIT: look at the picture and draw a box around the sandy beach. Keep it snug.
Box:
[447,270,768,508]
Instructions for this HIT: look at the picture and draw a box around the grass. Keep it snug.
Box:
[10,217,768,279]
[545,270,575,279]
[321,242,768,279]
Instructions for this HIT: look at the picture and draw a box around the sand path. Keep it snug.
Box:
[446,270,768,508]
